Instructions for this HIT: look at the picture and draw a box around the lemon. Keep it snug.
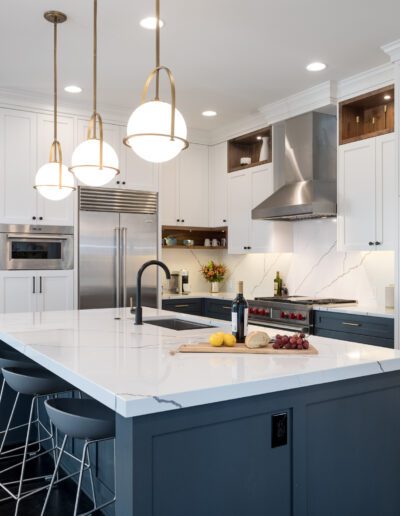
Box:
[209,333,224,347]
[223,333,237,347]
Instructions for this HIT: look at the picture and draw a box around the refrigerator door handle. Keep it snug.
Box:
[115,227,121,308]
[122,227,127,308]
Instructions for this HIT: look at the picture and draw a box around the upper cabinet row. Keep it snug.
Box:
[159,140,292,254]
[0,107,158,226]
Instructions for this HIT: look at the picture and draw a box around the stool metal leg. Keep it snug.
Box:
[0,392,20,455]
[40,434,67,516]
[86,445,97,509]
[73,441,89,516]
[14,395,36,516]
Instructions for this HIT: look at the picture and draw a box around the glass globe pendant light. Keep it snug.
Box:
[123,0,189,163]
[69,0,119,186]
[34,11,75,201]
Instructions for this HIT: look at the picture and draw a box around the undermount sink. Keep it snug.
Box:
[144,318,216,331]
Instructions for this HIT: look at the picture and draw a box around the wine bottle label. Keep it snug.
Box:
[232,312,237,332]
[244,307,248,336]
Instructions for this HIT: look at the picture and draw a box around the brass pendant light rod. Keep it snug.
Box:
[44,11,67,187]
[155,0,160,100]
[93,0,97,137]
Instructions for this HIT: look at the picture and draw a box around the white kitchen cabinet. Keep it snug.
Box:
[227,165,292,254]
[160,157,179,226]
[0,108,37,224]
[160,143,209,227]
[179,144,209,226]
[37,114,75,226]
[209,142,228,227]
[38,270,74,311]
[337,134,395,251]
[0,270,74,314]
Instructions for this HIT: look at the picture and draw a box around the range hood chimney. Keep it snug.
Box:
[252,111,337,221]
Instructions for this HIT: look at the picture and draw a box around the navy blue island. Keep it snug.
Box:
[1,306,400,516]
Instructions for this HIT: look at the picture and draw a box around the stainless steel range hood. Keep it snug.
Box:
[252,111,337,221]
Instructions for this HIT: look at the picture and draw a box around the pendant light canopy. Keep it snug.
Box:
[124,0,188,163]
[34,11,75,201]
[70,0,119,186]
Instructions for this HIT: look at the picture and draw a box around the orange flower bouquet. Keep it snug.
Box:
[200,261,227,292]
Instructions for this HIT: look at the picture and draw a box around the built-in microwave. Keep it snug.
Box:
[0,225,74,270]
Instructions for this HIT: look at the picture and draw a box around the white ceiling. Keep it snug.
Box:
[1,0,400,130]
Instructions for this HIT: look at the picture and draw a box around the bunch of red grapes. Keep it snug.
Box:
[273,333,310,350]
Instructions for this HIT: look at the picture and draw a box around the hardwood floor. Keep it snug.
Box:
[0,453,102,515]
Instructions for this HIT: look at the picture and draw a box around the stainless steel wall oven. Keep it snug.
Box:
[0,225,74,270]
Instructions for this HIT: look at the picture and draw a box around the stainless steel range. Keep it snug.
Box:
[248,296,357,334]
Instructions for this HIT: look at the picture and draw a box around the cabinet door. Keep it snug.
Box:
[0,272,36,313]
[227,171,250,254]
[160,157,179,225]
[36,114,75,226]
[179,144,209,227]
[209,143,228,227]
[76,119,121,188]
[375,133,395,250]
[0,109,37,224]
[120,128,159,191]
[38,270,74,311]
[337,139,376,251]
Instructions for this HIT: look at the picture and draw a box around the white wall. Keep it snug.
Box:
[162,219,394,307]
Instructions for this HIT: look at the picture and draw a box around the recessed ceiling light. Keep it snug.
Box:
[202,110,217,117]
[306,62,327,72]
[384,94,391,100]
[140,17,164,29]
[256,136,263,140]
[64,85,82,93]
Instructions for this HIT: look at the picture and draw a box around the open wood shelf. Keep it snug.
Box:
[228,127,272,173]
[162,245,227,250]
[162,226,228,249]
[339,86,394,145]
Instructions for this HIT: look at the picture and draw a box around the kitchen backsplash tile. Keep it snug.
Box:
[162,219,394,307]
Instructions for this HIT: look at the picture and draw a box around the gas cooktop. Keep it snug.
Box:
[254,296,357,306]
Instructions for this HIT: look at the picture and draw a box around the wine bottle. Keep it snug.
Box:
[232,281,248,343]
[274,271,282,297]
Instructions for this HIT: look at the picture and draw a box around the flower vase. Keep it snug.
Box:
[210,282,219,293]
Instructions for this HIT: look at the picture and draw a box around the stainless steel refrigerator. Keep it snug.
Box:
[78,187,158,310]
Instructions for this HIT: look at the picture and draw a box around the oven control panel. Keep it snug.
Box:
[248,300,311,331]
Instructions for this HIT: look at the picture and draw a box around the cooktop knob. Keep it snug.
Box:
[258,308,266,316]
[297,313,304,320]
[289,313,296,320]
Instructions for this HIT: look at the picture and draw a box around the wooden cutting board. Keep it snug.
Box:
[175,342,318,355]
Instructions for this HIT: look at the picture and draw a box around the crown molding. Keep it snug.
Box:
[0,88,210,145]
[210,81,337,145]
[336,62,394,101]
[259,80,337,124]
[382,39,400,63]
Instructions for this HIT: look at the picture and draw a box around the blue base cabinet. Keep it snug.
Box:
[116,371,400,516]
[313,310,394,348]
[162,298,233,321]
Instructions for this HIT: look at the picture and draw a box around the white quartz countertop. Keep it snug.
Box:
[313,304,395,319]
[162,291,236,300]
[0,307,399,419]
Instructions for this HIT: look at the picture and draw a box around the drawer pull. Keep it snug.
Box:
[342,322,361,327]
[175,304,190,308]
[222,306,231,310]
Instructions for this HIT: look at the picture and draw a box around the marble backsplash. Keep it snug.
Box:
[162,219,395,307]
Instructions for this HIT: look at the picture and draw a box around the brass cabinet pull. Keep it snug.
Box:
[342,321,361,327]
[175,304,190,308]
[222,306,231,310]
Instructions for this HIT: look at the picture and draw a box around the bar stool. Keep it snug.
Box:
[0,366,73,514]
[0,349,42,459]
[41,398,116,516]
